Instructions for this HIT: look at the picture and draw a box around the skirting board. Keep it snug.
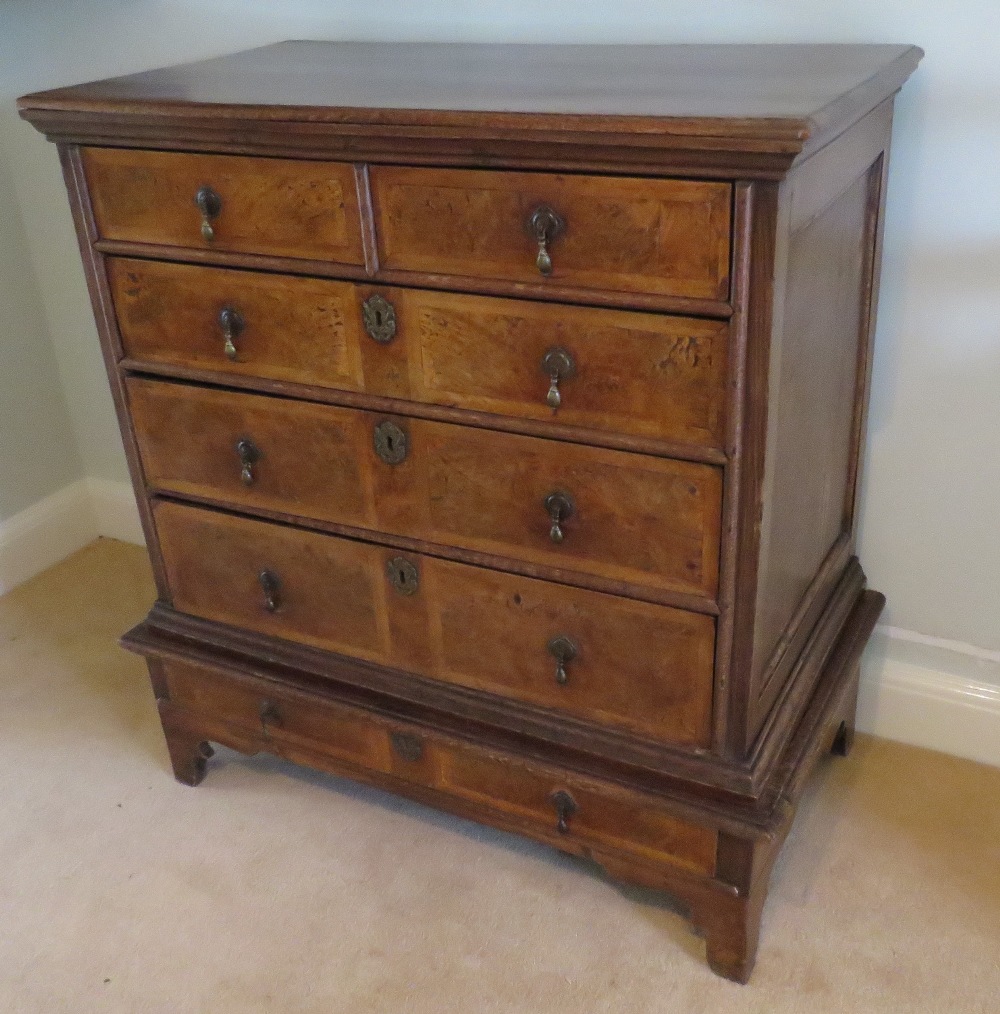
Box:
[2,479,998,769]
[0,477,144,596]
[858,626,1000,769]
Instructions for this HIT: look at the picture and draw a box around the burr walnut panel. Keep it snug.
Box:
[109,257,728,449]
[83,148,365,264]
[371,166,732,301]
[392,287,729,448]
[109,258,364,390]
[155,502,715,747]
[129,378,722,600]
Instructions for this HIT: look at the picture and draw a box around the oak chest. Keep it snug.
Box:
[19,41,921,981]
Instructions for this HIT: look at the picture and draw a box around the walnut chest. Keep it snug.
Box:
[19,41,921,981]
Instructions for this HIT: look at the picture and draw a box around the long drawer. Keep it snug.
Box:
[130,378,722,600]
[83,148,366,264]
[160,657,718,874]
[109,257,729,449]
[154,501,715,748]
[370,166,732,301]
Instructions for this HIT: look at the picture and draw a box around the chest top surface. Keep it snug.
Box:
[18,42,922,171]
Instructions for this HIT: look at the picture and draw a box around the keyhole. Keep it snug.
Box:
[374,309,383,328]
[386,433,394,453]
[386,556,419,595]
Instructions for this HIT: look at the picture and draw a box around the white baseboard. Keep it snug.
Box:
[0,480,98,595]
[858,626,1000,769]
[0,478,143,595]
[87,477,145,545]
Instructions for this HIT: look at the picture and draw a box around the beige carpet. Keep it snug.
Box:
[1,538,997,1013]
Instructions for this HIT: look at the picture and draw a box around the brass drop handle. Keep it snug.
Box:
[529,205,564,276]
[218,307,244,361]
[259,700,283,730]
[235,437,260,486]
[195,185,222,242]
[258,569,281,612]
[544,491,574,544]
[547,635,578,686]
[550,790,577,835]
[390,731,423,762]
[541,347,575,409]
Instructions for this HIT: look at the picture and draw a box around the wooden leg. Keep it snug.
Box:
[703,886,766,983]
[161,716,214,786]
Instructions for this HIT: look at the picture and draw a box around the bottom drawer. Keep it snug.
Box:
[159,658,718,876]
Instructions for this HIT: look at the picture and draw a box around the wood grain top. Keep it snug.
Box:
[18,42,921,172]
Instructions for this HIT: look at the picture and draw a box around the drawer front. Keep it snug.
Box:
[83,148,365,264]
[371,166,732,301]
[109,259,365,391]
[131,378,721,599]
[161,658,717,874]
[154,501,715,747]
[110,258,729,449]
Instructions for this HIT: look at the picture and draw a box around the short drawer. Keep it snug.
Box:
[110,258,729,449]
[83,148,365,264]
[371,166,732,302]
[130,378,721,600]
[159,658,717,874]
[154,501,715,748]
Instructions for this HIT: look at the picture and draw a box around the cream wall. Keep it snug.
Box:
[1,2,998,660]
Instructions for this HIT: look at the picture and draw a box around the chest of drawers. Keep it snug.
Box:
[19,41,921,981]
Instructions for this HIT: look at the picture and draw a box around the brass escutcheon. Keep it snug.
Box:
[386,556,419,596]
[361,293,397,344]
[374,420,408,465]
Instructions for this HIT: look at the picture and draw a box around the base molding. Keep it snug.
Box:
[0,478,143,595]
[859,626,1000,769]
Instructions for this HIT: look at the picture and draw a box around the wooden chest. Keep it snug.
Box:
[19,41,921,981]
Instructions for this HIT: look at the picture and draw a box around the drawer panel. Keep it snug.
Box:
[160,658,717,874]
[110,258,729,449]
[441,747,717,872]
[109,259,365,391]
[154,501,715,747]
[371,166,732,301]
[162,660,391,772]
[83,148,365,264]
[130,378,721,599]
